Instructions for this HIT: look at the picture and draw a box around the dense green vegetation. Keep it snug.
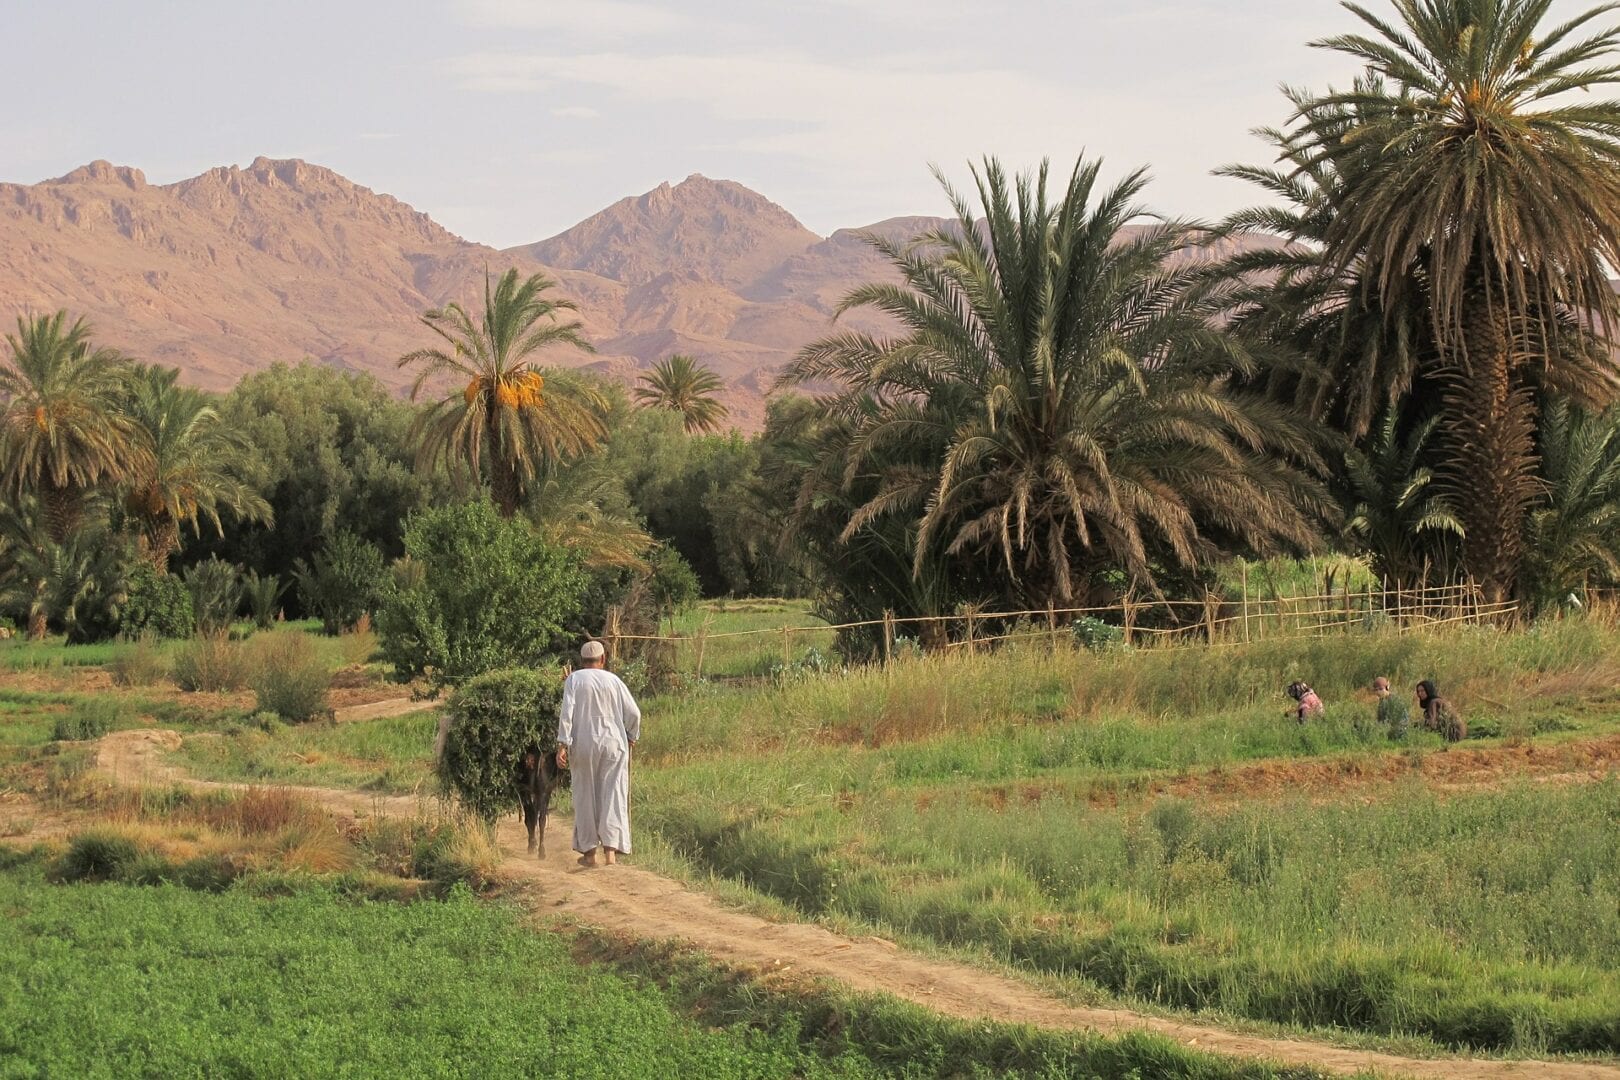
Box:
[0,858,1331,1079]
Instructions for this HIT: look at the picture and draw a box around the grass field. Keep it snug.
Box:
[0,851,1329,1079]
[664,598,835,677]
[5,608,1620,1070]
[630,618,1620,1056]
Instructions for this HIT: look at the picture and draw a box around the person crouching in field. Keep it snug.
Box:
[1372,677,1410,740]
[557,640,642,867]
[1415,680,1466,743]
[1286,681,1324,723]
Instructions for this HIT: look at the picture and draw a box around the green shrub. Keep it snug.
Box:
[248,632,332,722]
[650,545,701,616]
[109,632,172,687]
[51,698,124,741]
[438,668,562,823]
[58,830,142,881]
[377,499,583,687]
[242,570,286,630]
[173,632,249,692]
[1073,615,1125,651]
[294,532,385,635]
[183,558,244,634]
[120,563,195,639]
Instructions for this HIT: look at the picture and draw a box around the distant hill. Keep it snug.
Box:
[0,159,1276,431]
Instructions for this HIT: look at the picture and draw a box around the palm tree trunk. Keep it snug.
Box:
[490,459,522,517]
[138,518,180,572]
[38,479,81,545]
[1443,290,1537,605]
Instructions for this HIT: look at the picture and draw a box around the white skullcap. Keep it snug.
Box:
[580,640,606,660]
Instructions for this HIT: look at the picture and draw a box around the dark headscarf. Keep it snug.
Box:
[1287,681,1313,702]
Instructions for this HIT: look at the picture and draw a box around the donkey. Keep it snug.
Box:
[517,748,564,857]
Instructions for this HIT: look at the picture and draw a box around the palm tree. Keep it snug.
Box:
[1286,0,1620,599]
[0,311,142,542]
[1343,408,1464,587]
[1213,86,1437,442]
[398,269,604,516]
[779,157,1331,605]
[634,355,730,434]
[1522,400,1620,609]
[0,498,130,641]
[122,365,272,570]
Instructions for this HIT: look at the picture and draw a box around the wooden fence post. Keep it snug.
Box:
[1047,600,1059,653]
[882,610,895,665]
[1203,590,1218,645]
[605,607,622,665]
[964,612,977,654]
[694,614,712,680]
[1122,594,1136,649]
[781,625,793,669]
[1240,562,1251,643]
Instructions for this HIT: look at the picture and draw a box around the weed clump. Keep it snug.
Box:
[247,632,331,722]
[51,699,124,742]
[108,632,171,687]
[173,633,249,692]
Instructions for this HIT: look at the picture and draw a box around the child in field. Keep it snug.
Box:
[1286,681,1324,723]
[1415,680,1466,743]
[1372,677,1409,740]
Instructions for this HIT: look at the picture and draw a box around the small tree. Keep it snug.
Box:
[182,557,243,635]
[438,667,563,823]
[377,498,583,687]
[293,532,384,634]
[121,562,195,639]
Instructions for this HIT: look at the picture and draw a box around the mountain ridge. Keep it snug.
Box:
[0,157,1269,431]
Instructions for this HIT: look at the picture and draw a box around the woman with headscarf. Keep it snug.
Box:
[1415,680,1465,743]
[1286,680,1324,723]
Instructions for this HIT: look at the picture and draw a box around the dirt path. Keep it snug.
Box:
[88,729,1620,1080]
[332,697,429,725]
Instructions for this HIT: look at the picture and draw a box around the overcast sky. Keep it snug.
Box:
[0,1,1576,248]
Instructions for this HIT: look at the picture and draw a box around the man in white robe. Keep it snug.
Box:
[556,640,641,867]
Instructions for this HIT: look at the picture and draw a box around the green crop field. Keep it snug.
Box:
[0,852,1328,1080]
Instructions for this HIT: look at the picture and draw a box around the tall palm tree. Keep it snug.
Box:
[634,354,730,434]
[0,311,142,542]
[123,365,272,570]
[1522,400,1620,608]
[1286,0,1620,599]
[780,157,1331,605]
[1343,408,1464,587]
[1213,86,1437,442]
[398,269,604,516]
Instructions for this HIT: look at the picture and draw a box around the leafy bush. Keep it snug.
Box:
[241,570,286,630]
[248,632,332,722]
[183,558,243,635]
[378,499,584,687]
[57,830,142,882]
[173,632,250,692]
[438,668,562,823]
[1072,615,1125,651]
[121,563,195,639]
[52,699,124,742]
[650,545,701,615]
[294,532,386,635]
[109,632,171,687]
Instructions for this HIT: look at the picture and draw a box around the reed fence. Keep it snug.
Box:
[599,580,1526,678]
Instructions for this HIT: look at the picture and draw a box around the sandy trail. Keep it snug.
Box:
[332,697,430,725]
[87,729,1620,1080]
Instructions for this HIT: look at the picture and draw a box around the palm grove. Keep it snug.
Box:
[5,0,1620,665]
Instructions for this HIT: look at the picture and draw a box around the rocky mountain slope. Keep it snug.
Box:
[0,159,1265,430]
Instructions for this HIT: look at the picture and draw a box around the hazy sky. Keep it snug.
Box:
[0,1,1517,247]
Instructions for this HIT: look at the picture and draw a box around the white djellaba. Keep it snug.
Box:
[556,640,641,861]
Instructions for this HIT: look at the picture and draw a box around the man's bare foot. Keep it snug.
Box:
[577,851,598,868]
[603,849,618,866]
